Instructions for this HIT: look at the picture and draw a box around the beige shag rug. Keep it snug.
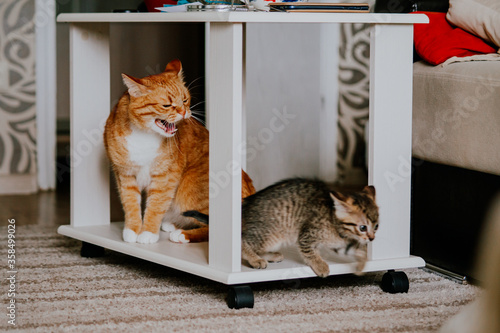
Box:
[1,225,479,332]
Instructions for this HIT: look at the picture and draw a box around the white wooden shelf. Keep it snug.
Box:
[57,12,428,292]
[57,12,428,24]
[59,223,424,285]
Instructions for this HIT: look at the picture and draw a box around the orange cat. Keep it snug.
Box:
[104,60,255,244]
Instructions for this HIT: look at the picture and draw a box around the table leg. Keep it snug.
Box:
[368,24,414,260]
[208,22,244,272]
[69,23,111,227]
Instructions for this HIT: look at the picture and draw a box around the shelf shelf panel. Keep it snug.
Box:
[57,12,429,24]
[58,223,425,285]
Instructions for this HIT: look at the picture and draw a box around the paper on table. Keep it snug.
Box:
[155,2,203,12]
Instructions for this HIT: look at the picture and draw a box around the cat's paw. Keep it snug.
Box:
[169,229,189,243]
[248,258,268,269]
[137,231,159,244]
[310,261,330,278]
[123,228,138,243]
[161,222,177,233]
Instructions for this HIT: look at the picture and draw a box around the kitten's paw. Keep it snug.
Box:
[161,222,177,233]
[310,261,330,278]
[123,228,138,243]
[264,252,284,263]
[354,270,366,277]
[248,258,268,269]
[354,262,367,276]
[137,231,160,244]
[169,229,189,243]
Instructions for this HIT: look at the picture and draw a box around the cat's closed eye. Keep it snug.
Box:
[163,104,172,108]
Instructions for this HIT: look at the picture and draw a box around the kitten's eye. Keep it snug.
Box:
[183,99,188,104]
[374,224,379,230]
[163,104,172,108]
[359,225,367,232]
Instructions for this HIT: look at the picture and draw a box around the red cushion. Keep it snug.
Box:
[412,12,497,65]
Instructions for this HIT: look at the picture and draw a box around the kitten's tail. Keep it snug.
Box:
[182,210,209,224]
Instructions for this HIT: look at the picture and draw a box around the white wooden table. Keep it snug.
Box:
[57,12,428,289]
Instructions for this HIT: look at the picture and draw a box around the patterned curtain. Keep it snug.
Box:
[336,0,375,186]
[0,1,36,178]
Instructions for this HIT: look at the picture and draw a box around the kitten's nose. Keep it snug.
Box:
[368,233,375,241]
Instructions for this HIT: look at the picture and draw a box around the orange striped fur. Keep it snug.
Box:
[104,60,255,244]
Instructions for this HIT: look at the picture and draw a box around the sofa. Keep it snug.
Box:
[376,0,500,282]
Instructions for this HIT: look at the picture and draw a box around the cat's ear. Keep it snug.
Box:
[330,191,353,215]
[362,185,376,201]
[165,59,184,79]
[122,73,149,98]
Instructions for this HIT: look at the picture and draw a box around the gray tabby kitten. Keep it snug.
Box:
[240,178,378,277]
[184,178,379,277]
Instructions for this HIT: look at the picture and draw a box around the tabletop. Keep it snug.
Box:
[57,12,429,24]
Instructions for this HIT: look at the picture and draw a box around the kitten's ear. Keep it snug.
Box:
[362,185,376,201]
[165,59,183,77]
[330,190,347,203]
[330,191,353,215]
[122,73,148,98]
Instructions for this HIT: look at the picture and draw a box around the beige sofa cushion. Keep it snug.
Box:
[446,0,500,48]
[412,60,500,175]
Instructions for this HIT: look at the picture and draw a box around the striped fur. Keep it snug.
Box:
[240,178,379,277]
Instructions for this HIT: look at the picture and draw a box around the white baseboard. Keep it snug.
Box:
[0,175,38,195]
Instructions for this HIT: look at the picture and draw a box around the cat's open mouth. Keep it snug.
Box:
[155,119,178,136]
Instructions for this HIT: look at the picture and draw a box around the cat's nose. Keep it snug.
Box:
[368,233,375,241]
[178,107,186,117]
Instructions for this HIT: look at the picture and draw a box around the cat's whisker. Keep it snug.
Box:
[190,115,206,127]
[190,101,206,110]
[187,84,204,93]
[187,76,204,90]
[190,108,205,113]
[190,111,206,119]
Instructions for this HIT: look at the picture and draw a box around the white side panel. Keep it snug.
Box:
[69,23,110,227]
[208,22,243,273]
[368,24,414,260]
[35,0,57,190]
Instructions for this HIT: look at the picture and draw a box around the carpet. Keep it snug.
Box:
[1,225,479,332]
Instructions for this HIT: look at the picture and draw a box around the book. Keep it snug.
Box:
[268,2,370,13]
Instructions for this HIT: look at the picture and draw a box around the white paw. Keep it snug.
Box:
[123,228,138,243]
[169,229,189,243]
[137,231,160,244]
[161,222,177,233]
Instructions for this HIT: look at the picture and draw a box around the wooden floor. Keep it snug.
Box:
[0,165,124,227]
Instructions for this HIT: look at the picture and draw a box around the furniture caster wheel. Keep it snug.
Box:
[80,242,105,258]
[227,285,254,309]
[381,270,409,293]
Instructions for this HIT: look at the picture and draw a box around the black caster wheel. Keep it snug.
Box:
[381,270,409,293]
[80,242,105,258]
[227,285,254,309]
